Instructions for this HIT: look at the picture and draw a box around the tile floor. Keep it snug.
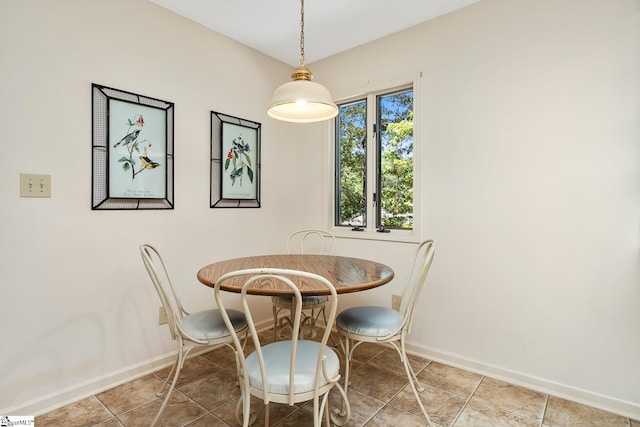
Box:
[36,328,639,427]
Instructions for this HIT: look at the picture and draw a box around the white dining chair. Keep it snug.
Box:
[140,244,248,427]
[215,268,350,427]
[271,229,336,340]
[336,240,436,426]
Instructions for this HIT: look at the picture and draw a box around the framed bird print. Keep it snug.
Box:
[210,111,261,208]
[92,84,174,210]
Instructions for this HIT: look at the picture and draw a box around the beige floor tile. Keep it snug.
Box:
[363,404,430,427]
[470,377,546,422]
[367,348,430,378]
[116,390,206,427]
[335,388,385,427]
[209,399,241,426]
[179,367,241,411]
[35,396,113,427]
[257,328,277,345]
[454,400,540,427]
[273,407,315,426]
[155,355,224,389]
[347,363,409,402]
[96,374,166,415]
[543,396,629,427]
[201,344,238,369]
[389,383,466,427]
[303,386,386,427]
[344,358,364,377]
[211,395,299,427]
[335,341,360,377]
[417,362,482,397]
[184,413,231,426]
[346,341,387,363]
[94,419,124,427]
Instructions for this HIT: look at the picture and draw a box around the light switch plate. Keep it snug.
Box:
[20,173,51,198]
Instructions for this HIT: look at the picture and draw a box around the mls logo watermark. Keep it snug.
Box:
[0,416,35,426]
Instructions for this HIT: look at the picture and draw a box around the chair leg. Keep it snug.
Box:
[300,309,317,339]
[392,338,424,393]
[156,354,178,397]
[273,302,296,341]
[235,395,243,426]
[312,394,322,427]
[319,306,327,329]
[339,336,352,417]
[264,402,270,427]
[342,337,352,394]
[318,394,327,427]
[303,305,329,340]
[400,337,434,427]
[330,382,351,426]
[151,345,185,427]
[324,400,330,427]
[272,304,279,342]
[275,315,293,340]
[235,389,256,427]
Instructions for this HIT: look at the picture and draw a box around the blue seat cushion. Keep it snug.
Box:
[181,309,246,341]
[245,340,339,394]
[336,306,403,337]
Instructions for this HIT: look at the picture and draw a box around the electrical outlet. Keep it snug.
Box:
[20,173,51,198]
[392,294,401,311]
[158,306,168,325]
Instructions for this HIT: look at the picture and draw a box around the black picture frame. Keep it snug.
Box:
[92,83,174,210]
[211,111,261,208]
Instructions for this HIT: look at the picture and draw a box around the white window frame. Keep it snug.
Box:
[327,74,421,243]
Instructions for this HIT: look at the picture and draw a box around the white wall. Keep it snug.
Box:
[309,0,640,418]
[1,0,639,419]
[0,0,306,414]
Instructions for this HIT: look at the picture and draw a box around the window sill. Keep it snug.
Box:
[331,228,420,244]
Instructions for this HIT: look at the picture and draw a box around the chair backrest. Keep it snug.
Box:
[399,240,436,334]
[287,229,336,255]
[140,244,185,341]
[214,268,338,406]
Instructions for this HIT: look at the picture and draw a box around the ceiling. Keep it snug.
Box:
[149,0,481,67]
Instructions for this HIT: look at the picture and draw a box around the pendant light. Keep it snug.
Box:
[267,0,338,123]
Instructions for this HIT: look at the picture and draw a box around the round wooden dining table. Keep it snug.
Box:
[197,254,394,296]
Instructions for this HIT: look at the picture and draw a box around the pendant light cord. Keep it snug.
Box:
[299,0,305,66]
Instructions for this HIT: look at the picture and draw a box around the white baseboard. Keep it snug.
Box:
[405,341,640,420]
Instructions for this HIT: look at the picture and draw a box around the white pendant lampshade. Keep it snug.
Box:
[267,0,338,123]
[268,65,338,123]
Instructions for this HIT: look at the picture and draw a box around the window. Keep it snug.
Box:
[334,84,416,238]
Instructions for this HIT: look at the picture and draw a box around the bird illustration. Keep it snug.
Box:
[113,129,141,148]
[232,135,249,153]
[139,148,160,170]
